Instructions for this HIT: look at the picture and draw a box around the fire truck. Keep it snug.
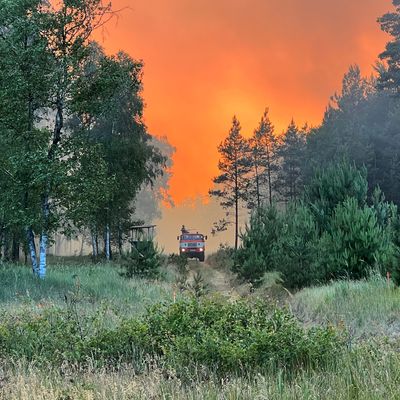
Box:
[177,226,207,262]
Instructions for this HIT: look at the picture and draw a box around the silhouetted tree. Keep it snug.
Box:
[275,120,306,203]
[248,109,278,209]
[210,116,251,250]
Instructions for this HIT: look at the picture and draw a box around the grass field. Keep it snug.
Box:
[0,260,174,317]
[292,273,400,339]
[1,259,400,399]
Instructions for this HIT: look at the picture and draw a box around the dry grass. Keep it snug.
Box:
[2,343,400,400]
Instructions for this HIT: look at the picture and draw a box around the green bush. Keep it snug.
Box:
[139,298,343,376]
[121,241,162,279]
[317,198,396,280]
[235,205,283,284]
[0,299,344,377]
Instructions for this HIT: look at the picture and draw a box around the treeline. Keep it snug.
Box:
[211,0,400,250]
[0,0,167,277]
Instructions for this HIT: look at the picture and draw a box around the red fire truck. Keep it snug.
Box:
[177,226,207,262]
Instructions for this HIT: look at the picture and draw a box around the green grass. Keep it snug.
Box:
[292,273,400,338]
[0,261,174,317]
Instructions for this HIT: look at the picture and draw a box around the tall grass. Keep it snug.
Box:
[2,342,400,399]
[0,262,174,316]
[292,274,400,338]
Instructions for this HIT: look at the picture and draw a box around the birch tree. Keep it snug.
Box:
[0,0,55,274]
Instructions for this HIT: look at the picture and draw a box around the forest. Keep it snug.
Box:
[1,0,400,399]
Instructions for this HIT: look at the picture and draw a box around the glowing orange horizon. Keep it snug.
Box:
[95,0,389,204]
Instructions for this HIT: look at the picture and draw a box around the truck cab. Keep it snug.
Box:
[178,228,207,262]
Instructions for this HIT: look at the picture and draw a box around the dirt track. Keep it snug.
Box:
[187,260,241,299]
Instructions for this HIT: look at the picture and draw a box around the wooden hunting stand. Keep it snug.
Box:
[129,224,156,249]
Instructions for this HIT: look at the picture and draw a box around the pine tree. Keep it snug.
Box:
[275,120,306,203]
[248,108,278,209]
[210,116,251,250]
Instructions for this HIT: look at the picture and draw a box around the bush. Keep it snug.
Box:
[317,198,396,280]
[0,299,344,377]
[234,205,283,284]
[121,241,162,279]
[138,298,343,376]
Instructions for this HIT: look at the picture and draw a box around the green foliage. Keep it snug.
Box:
[276,204,320,289]
[235,205,283,284]
[235,163,400,288]
[187,272,209,298]
[131,299,343,376]
[317,198,396,280]
[0,298,343,378]
[121,241,162,279]
[0,0,167,273]
[305,162,368,231]
[274,120,307,202]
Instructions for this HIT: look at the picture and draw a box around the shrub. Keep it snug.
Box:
[139,298,344,376]
[234,205,283,284]
[317,198,396,280]
[121,241,162,279]
[0,299,344,377]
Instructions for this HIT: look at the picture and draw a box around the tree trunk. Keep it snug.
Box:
[3,229,10,262]
[255,163,261,210]
[26,227,38,275]
[79,235,84,257]
[91,228,98,258]
[12,234,19,262]
[235,195,239,251]
[38,195,50,279]
[105,224,111,261]
[118,223,123,255]
[267,150,273,206]
[0,223,4,260]
[38,232,47,279]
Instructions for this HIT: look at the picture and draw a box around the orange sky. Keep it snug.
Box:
[97,0,389,204]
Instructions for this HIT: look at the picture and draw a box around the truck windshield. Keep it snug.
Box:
[181,234,203,240]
